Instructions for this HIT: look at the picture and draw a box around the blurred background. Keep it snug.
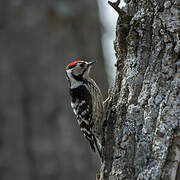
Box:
[0,0,121,179]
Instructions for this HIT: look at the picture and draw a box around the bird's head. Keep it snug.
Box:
[65,60,95,82]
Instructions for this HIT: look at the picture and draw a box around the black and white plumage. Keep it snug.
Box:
[65,60,104,157]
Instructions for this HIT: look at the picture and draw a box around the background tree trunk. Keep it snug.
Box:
[0,0,108,180]
[100,0,180,179]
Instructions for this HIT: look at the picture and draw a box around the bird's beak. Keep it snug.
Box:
[88,61,96,67]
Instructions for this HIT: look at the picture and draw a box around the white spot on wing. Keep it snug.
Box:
[79,100,85,106]
[71,102,78,115]
[71,102,75,109]
[81,110,88,116]
[73,109,77,115]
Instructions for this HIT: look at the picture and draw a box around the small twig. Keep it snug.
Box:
[108,0,121,14]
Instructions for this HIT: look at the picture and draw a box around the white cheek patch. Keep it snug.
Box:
[71,102,77,115]
[66,69,72,78]
[71,102,75,109]
[73,109,77,115]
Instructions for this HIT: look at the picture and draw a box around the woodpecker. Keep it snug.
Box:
[65,60,104,157]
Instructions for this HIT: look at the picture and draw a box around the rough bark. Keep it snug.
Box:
[99,0,180,179]
[0,0,108,180]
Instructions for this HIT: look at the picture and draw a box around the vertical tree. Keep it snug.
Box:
[100,0,180,179]
[0,0,108,180]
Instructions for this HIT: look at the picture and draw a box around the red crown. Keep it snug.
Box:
[68,60,81,67]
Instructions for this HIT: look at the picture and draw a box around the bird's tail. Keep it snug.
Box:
[89,135,101,158]
[94,136,102,158]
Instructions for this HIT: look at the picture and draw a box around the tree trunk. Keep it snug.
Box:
[0,0,108,180]
[99,0,180,179]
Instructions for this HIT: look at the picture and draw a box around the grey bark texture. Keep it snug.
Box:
[0,0,108,180]
[99,0,180,179]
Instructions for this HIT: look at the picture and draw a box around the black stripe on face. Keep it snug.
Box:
[65,72,69,80]
[71,66,87,82]
[65,72,71,87]
[72,73,83,81]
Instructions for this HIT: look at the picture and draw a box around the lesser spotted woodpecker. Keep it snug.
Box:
[65,60,104,157]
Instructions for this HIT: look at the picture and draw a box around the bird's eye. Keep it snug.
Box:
[80,63,85,67]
